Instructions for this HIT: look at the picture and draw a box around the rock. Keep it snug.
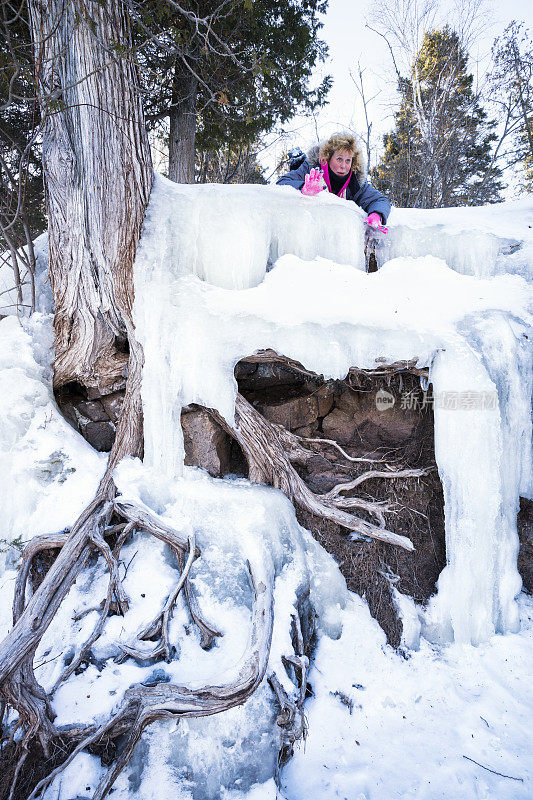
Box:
[306,472,345,494]
[100,391,124,423]
[77,400,109,422]
[335,387,420,446]
[181,410,231,477]
[305,454,334,472]
[234,361,257,379]
[257,393,319,431]
[83,421,115,452]
[244,362,307,390]
[316,384,335,418]
[321,408,359,445]
[336,387,366,416]
[293,423,318,438]
[59,400,79,430]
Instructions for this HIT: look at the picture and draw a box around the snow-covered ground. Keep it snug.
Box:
[0,181,532,799]
[283,592,533,800]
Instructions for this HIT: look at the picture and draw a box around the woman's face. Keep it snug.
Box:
[328,149,353,176]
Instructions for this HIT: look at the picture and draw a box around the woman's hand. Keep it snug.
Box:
[301,168,326,196]
[365,212,388,233]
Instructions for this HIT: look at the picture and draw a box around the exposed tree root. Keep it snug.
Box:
[211,394,422,551]
[0,335,271,799]
[0,484,275,800]
[23,564,273,800]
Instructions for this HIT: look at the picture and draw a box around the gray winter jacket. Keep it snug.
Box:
[276,144,391,223]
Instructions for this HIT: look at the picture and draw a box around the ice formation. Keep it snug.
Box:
[377,199,533,279]
[133,174,366,290]
[133,177,531,646]
[0,175,532,798]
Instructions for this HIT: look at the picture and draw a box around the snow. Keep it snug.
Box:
[0,179,532,799]
[378,199,533,280]
[0,314,105,572]
[33,585,533,800]
[282,592,533,800]
[25,458,347,797]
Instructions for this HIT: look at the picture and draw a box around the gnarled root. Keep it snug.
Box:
[0,334,260,800]
[211,394,420,551]
[24,564,274,800]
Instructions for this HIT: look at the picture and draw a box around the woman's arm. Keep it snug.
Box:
[275,159,311,190]
[352,179,391,223]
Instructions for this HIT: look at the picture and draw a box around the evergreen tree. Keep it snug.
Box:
[133,0,331,182]
[374,27,503,207]
[0,10,46,238]
[196,140,266,184]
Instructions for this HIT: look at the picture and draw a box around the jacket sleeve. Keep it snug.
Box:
[351,179,391,223]
[275,159,311,190]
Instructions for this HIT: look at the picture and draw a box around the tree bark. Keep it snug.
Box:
[29,0,153,392]
[168,62,198,184]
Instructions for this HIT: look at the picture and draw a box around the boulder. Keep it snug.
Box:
[321,408,359,445]
[316,384,335,418]
[83,421,115,452]
[335,387,420,445]
[77,399,108,422]
[256,393,320,431]
[181,410,231,477]
[293,423,318,438]
[101,391,124,423]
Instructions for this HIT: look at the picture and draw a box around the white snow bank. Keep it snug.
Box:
[282,591,533,800]
[31,458,347,798]
[0,314,105,572]
[379,197,533,279]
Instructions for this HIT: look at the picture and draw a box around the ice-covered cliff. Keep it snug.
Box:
[1,176,532,799]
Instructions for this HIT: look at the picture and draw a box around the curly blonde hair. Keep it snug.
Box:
[318,133,358,164]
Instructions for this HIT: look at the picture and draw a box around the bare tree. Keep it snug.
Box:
[488,21,533,191]
[349,63,381,172]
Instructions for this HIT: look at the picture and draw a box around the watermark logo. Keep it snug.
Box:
[375,388,395,411]
[374,388,498,411]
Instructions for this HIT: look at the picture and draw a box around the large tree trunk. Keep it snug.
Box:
[29,0,153,392]
[168,63,198,183]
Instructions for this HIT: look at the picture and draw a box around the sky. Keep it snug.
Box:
[262,0,533,179]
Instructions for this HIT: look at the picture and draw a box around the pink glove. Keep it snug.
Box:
[301,168,326,196]
[365,212,388,233]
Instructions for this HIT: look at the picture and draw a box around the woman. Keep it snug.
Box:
[276,132,390,231]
